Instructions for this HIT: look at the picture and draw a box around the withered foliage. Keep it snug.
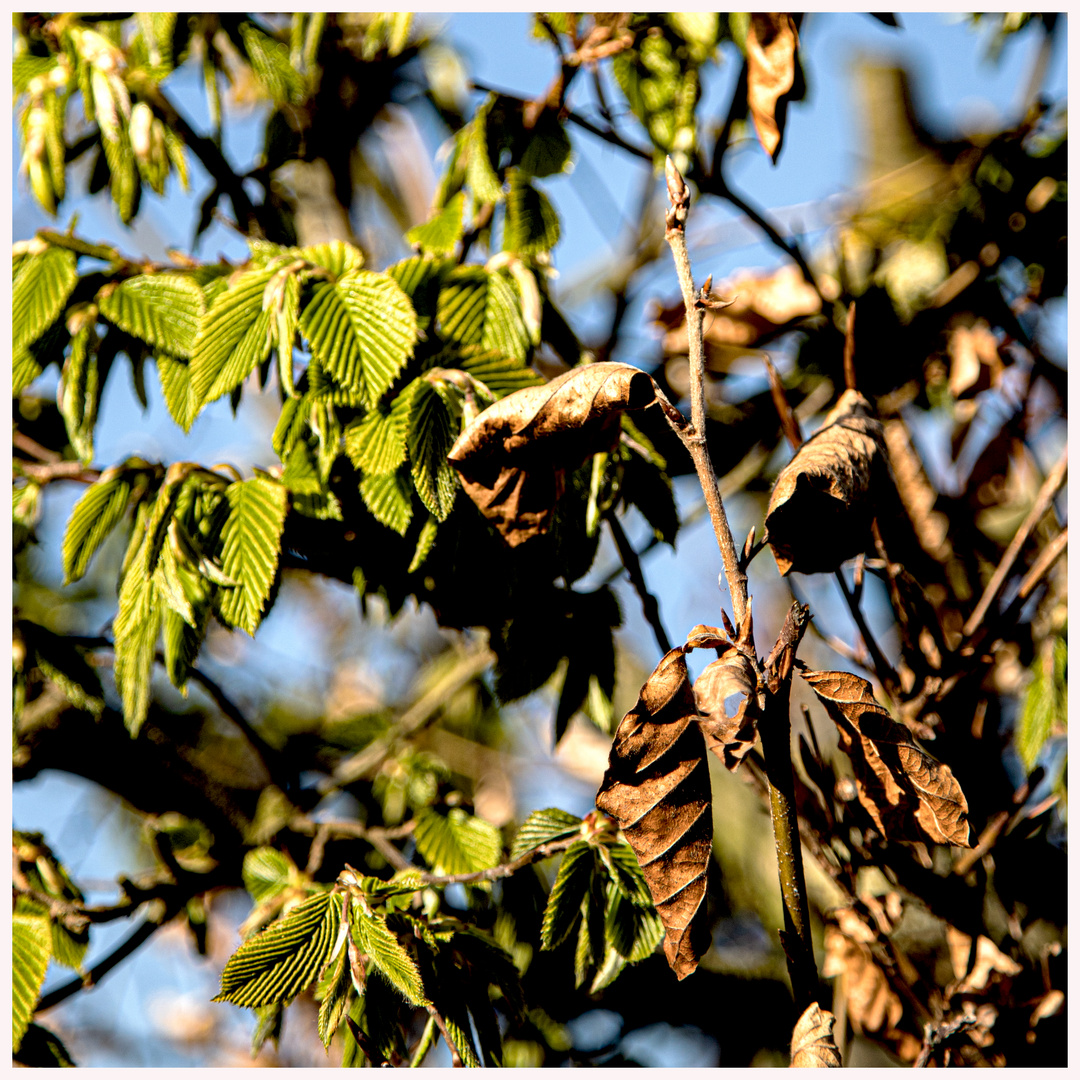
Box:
[746,13,801,162]
[448,362,660,546]
[802,669,971,847]
[822,921,904,1038]
[595,622,763,979]
[765,390,888,575]
[789,1002,842,1068]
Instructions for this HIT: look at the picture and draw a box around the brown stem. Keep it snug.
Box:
[843,302,857,391]
[961,446,1067,637]
[418,834,580,887]
[834,569,901,694]
[605,511,671,654]
[661,158,749,631]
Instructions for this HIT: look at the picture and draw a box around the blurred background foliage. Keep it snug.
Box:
[12,11,1066,1067]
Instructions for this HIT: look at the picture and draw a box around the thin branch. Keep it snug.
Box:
[15,459,100,486]
[605,511,671,654]
[418,834,579,887]
[291,817,418,873]
[325,645,495,792]
[961,446,1067,638]
[661,157,749,631]
[833,569,901,693]
[36,916,164,1013]
[13,431,62,464]
[843,302,857,391]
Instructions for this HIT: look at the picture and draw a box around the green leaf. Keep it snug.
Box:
[240,20,306,105]
[298,240,364,278]
[458,348,543,397]
[408,515,439,573]
[13,897,52,1052]
[189,266,276,420]
[603,842,653,907]
[13,1022,77,1068]
[13,244,77,354]
[466,97,505,204]
[360,470,413,536]
[408,380,458,521]
[1017,636,1067,771]
[519,112,572,179]
[62,468,135,583]
[113,530,162,736]
[159,547,211,689]
[511,808,582,860]
[503,172,561,256]
[272,271,300,396]
[156,353,198,430]
[28,622,104,718]
[437,267,529,364]
[406,191,466,255]
[243,847,295,903]
[344,384,415,476]
[214,476,288,636]
[413,806,502,876]
[58,319,99,464]
[351,908,427,1007]
[215,892,339,1008]
[315,932,350,1048]
[97,273,205,358]
[540,840,597,950]
[300,269,417,403]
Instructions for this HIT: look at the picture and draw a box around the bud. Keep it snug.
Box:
[129,101,153,162]
[91,69,120,142]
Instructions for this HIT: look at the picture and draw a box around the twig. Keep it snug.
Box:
[409,1013,439,1067]
[605,511,671,653]
[13,431,62,464]
[325,646,495,792]
[36,916,165,1013]
[833,569,901,693]
[843,303,857,391]
[425,1006,461,1068]
[662,157,749,631]
[15,460,100,486]
[418,834,579,887]
[291,817,417,873]
[961,446,1067,638]
[762,353,803,452]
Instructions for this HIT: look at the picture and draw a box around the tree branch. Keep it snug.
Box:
[417,834,579,887]
[605,511,672,654]
[661,157,749,631]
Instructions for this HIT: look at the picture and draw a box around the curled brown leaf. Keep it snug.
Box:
[746,14,800,163]
[946,927,1022,993]
[790,1002,842,1067]
[448,362,660,546]
[765,390,888,576]
[693,649,759,771]
[802,669,971,847]
[822,923,903,1037]
[596,646,712,979]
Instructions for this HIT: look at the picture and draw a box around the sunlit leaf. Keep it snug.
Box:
[13,243,77,354]
[13,897,52,1052]
[97,273,205,358]
[414,806,501,877]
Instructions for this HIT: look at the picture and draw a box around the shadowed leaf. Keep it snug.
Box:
[693,641,760,771]
[790,1002,842,1067]
[449,362,661,546]
[766,390,888,575]
[802,669,971,846]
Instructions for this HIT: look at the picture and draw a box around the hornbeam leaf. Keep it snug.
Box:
[62,468,135,583]
[300,270,417,402]
[406,191,466,255]
[113,518,162,735]
[240,20,306,106]
[13,244,77,354]
[458,348,543,398]
[510,808,582,860]
[58,320,100,464]
[360,469,413,536]
[243,848,295,903]
[156,354,198,431]
[790,1003,842,1068]
[189,267,276,420]
[214,892,339,1008]
[315,934,350,1048]
[595,645,713,980]
[408,380,458,520]
[692,641,761,771]
[503,172,560,256]
[13,897,52,1052]
[215,476,288,636]
[540,840,597,951]
[746,13,800,163]
[414,806,501,877]
[448,362,661,546]
[343,383,415,476]
[97,273,205,358]
[351,910,427,1007]
[765,389,888,575]
[802,669,972,847]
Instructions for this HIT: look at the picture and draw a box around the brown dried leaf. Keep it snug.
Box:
[595,646,712,979]
[766,390,888,575]
[823,924,903,1036]
[946,927,1022,993]
[693,648,760,771]
[658,264,821,358]
[746,14,800,162]
[448,361,660,546]
[947,319,1004,399]
[802,670,971,847]
[790,1002,842,1068]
